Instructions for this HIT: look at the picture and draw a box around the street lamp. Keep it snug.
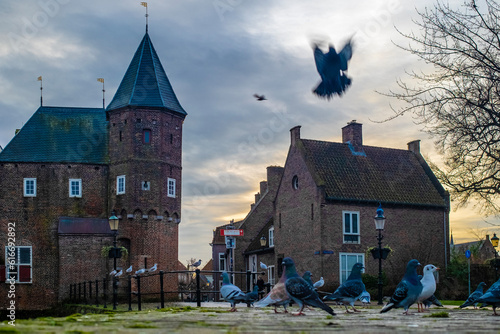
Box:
[108,211,119,310]
[374,204,386,305]
[260,236,267,247]
[492,233,499,280]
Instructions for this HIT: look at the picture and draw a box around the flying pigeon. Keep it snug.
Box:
[115,269,123,277]
[149,263,158,273]
[323,263,365,313]
[282,257,335,316]
[109,269,117,276]
[381,259,423,315]
[311,38,353,99]
[135,268,146,275]
[220,271,247,312]
[302,271,314,287]
[460,282,487,309]
[254,265,291,313]
[253,94,267,101]
[313,277,324,289]
[260,262,268,270]
[192,259,202,268]
[126,265,133,273]
[475,278,500,315]
[360,290,371,306]
[416,264,439,312]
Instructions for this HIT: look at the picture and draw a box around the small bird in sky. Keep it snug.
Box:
[460,282,486,309]
[253,94,267,101]
[311,37,353,99]
[149,263,158,273]
[260,262,268,270]
[192,259,202,268]
[381,259,423,315]
[126,265,133,273]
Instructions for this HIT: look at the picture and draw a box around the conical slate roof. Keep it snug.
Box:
[106,33,187,116]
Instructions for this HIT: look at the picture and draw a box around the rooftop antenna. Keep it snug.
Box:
[141,2,148,33]
[37,76,43,106]
[97,78,105,108]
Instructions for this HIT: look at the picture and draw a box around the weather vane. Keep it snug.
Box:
[37,76,43,106]
[141,2,148,33]
[97,78,105,109]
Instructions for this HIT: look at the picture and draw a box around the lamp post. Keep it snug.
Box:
[108,211,119,310]
[492,233,499,280]
[374,204,386,305]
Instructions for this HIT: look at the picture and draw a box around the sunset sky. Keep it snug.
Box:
[1,0,499,265]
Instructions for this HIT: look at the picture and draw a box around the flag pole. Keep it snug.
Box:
[37,76,43,106]
[97,78,105,109]
[141,2,148,33]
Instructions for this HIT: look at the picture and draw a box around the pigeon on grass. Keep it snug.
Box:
[475,278,500,315]
[255,266,291,313]
[245,286,260,306]
[416,265,439,312]
[220,272,247,312]
[323,263,365,313]
[283,257,335,316]
[460,282,486,309]
[381,259,423,315]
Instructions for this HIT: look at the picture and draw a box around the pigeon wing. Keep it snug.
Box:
[390,279,410,306]
[313,45,327,76]
[338,40,353,71]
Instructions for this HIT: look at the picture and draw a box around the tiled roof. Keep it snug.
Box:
[106,33,187,117]
[0,106,107,164]
[201,259,213,271]
[299,139,447,207]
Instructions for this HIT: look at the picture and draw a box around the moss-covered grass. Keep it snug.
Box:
[423,311,450,318]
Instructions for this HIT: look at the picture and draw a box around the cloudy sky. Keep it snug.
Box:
[1,0,498,265]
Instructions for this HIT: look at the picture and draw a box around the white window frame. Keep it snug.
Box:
[339,252,364,284]
[117,175,126,195]
[5,246,32,283]
[268,226,275,247]
[343,211,360,244]
[167,178,176,198]
[218,253,226,272]
[267,265,275,286]
[249,254,257,272]
[69,179,82,198]
[23,178,36,197]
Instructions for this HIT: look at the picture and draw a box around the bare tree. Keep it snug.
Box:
[385,0,500,214]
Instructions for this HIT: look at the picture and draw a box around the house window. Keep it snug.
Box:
[343,211,360,243]
[339,253,364,284]
[268,226,274,247]
[116,175,126,195]
[218,253,226,271]
[69,179,82,198]
[167,178,176,198]
[249,254,257,272]
[23,178,36,197]
[267,265,275,286]
[5,246,32,283]
[143,129,151,144]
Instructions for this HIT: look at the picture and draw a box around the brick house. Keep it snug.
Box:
[0,30,186,310]
[215,121,450,292]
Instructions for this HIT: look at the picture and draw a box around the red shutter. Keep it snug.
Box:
[19,265,31,282]
[0,265,5,282]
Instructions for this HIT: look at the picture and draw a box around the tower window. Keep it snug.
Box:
[167,178,176,198]
[117,175,126,195]
[69,179,82,198]
[143,129,151,144]
[24,178,37,197]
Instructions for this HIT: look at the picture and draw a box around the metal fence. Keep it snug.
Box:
[69,269,268,311]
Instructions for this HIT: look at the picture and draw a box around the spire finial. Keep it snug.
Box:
[37,76,43,106]
[97,78,105,108]
[141,2,148,33]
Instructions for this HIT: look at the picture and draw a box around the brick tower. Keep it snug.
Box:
[106,31,187,283]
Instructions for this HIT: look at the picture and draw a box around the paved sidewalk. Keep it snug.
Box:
[4,302,500,333]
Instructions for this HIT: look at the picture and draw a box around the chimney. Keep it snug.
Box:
[290,125,301,147]
[342,120,362,148]
[260,181,268,195]
[254,192,261,203]
[407,140,420,154]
